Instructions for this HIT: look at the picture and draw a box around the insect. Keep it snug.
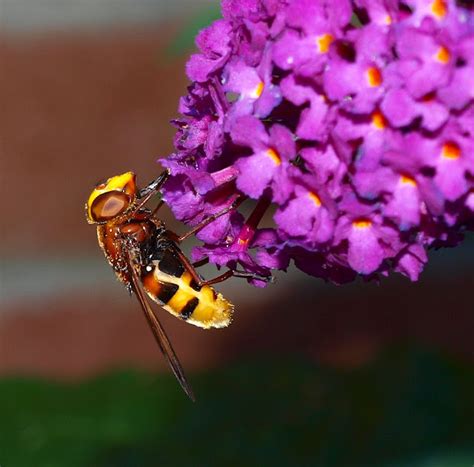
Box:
[86,170,269,400]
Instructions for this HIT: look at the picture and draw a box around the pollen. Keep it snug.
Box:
[266,148,281,165]
[237,237,249,246]
[400,175,417,186]
[441,142,461,160]
[372,110,387,129]
[435,46,450,64]
[308,192,322,207]
[431,0,447,18]
[383,15,392,25]
[316,33,334,54]
[353,219,372,229]
[251,81,264,99]
[367,67,382,87]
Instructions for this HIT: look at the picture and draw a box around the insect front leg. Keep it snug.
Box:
[138,169,170,199]
[132,170,170,214]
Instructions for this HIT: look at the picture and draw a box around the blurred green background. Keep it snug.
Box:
[1,1,473,466]
[2,349,474,467]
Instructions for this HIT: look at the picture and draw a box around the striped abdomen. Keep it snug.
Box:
[141,251,233,329]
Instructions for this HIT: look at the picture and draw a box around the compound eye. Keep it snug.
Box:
[91,192,130,222]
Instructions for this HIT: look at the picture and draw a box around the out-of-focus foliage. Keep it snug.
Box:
[167,5,221,56]
[1,349,473,467]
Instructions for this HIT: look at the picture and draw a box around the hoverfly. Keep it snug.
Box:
[86,170,268,400]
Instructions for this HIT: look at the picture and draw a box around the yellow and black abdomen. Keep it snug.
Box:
[141,250,233,329]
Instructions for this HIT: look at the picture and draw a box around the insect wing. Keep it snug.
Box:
[126,253,195,401]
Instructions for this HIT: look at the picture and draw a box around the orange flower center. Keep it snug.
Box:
[367,67,382,87]
[308,192,322,207]
[251,81,264,99]
[266,148,281,165]
[431,0,447,18]
[316,33,334,54]
[372,110,387,129]
[400,175,417,186]
[435,46,450,64]
[441,142,461,160]
[353,219,372,229]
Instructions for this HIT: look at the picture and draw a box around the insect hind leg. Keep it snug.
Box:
[232,270,275,284]
[174,248,273,287]
[196,269,274,287]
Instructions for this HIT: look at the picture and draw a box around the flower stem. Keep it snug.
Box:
[236,196,271,247]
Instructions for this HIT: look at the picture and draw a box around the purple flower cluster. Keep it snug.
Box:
[160,0,474,286]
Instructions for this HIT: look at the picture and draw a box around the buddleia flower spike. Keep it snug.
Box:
[160,0,474,285]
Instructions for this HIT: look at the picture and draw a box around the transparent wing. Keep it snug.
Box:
[126,252,195,401]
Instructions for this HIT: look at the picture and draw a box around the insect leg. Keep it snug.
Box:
[193,258,209,268]
[199,270,234,286]
[174,248,272,287]
[198,270,274,286]
[173,248,208,286]
[232,270,275,284]
[138,169,170,199]
[194,268,273,287]
[151,200,165,216]
[132,170,170,213]
[177,196,245,243]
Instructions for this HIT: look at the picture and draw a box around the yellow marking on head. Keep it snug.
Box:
[367,67,383,87]
[400,175,417,186]
[316,33,334,53]
[431,0,447,18]
[353,219,372,229]
[372,110,387,129]
[250,81,265,99]
[266,148,281,166]
[441,142,461,160]
[86,172,136,223]
[308,192,322,207]
[435,46,450,64]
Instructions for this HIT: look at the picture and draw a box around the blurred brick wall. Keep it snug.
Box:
[1,28,184,253]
